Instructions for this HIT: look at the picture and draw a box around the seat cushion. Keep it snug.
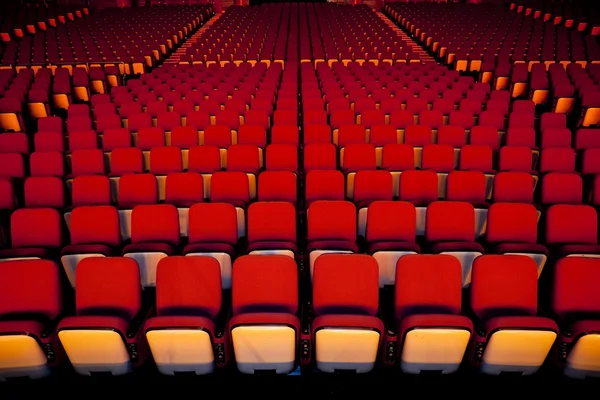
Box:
[61,244,115,257]
[229,313,300,334]
[0,247,49,259]
[368,241,421,254]
[145,315,216,336]
[183,242,236,258]
[123,243,175,256]
[306,240,359,254]
[398,314,473,342]
[246,241,298,255]
[431,241,485,254]
[493,242,548,256]
[312,315,384,336]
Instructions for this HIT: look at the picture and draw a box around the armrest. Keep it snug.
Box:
[299,301,312,366]
[126,305,153,367]
[41,309,73,366]
[213,303,232,368]
[126,305,153,340]
[378,287,398,367]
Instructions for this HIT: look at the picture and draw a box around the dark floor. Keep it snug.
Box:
[1,363,598,397]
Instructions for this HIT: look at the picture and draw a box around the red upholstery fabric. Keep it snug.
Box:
[232,255,298,315]
[248,202,296,244]
[313,254,379,316]
[395,255,463,319]
[553,258,600,320]
[69,206,121,247]
[155,256,222,319]
[188,203,238,245]
[0,260,61,320]
[471,255,538,321]
[75,257,141,321]
[130,204,180,245]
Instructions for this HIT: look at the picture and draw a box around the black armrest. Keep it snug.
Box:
[126,305,153,339]
[300,301,312,336]
[378,287,397,335]
[214,297,231,339]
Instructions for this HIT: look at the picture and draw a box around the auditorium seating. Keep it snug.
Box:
[1,0,600,382]
[384,2,600,125]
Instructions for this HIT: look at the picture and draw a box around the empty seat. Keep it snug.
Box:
[58,257,148,376]
[545,204,600,258]
[311,254,383,373]
[183,203,240,289]
[365,201,420,287]
[229,255,299,374]
[257,171,297,205]
[306,201,358,277]
[0,208,62,261]
[0,259,62,380]
[246,202,296,258]
[470,255,557,375]
[552,257,600,379]
[122,204,180,287]
[61,205,121,287]
[395,254,473,374]
[425,201,484,286]
[145,256,225,376]
[486,203,548,276]
[305,170,345,207]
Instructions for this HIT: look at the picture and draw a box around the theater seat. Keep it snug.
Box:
[122,204,180,288]
[306,201,358,278]
[396,255,473,374]
[183,203,239,289]
[145,256,225,376]
[0,260,62,380]
[61,206,122,287]
[229,255,299,374]
[470,255,557,375]
[312,254,383,373]
[58,257,149,376]
[246,202,297,258]
[366,201,420,287]
[552,257,600,379]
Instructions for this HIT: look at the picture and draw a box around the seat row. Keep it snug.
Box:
[1,200,598,289]
[1,254,598,380]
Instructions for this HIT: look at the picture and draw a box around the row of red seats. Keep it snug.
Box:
[384,3,600,127]
[0,1,88,42]
[510,0,600,34]
[183,4,420,64]
[0,252,598,379]
[1,5,212,67]
[1,199,598,290]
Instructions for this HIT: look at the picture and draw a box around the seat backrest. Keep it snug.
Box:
[0,259,61,321]
[232,255,298,315]
[471,255,538,321]
[75,257,141,320]
[312,254,378,316]
[156,256,222,319]
[395,254,462,319]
